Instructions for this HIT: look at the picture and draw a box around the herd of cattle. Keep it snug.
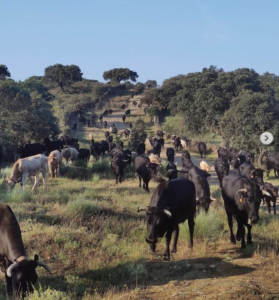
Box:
[1,126,279,298]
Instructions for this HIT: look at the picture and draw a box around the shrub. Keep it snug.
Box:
[66,198,98,219]
[29,287,68,300]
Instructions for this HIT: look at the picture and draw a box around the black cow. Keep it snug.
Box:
[157,130,164,138]
[173,137,182,151]
[77,114,87,123]
[166,148,175,164]
[78,148,91,162]
[108,142,116,152]
[198,142,206,158]
[44,138,63,155]
[184,166,215,211]
[110,152,130,184]
[217,147,229,159]
[239,150,254,164]
[125,109,131,116]
[231,155,264,188]
[214,157,230,188]
[227,147,239,163]
[265,152,279,178]
[124,129,130,138]
[121,104,126,110]
[18,143,46,158]
[105,131,110,139]
[137,143,146,156]
[135,156,159,192]
[103,110,109,116]
[181,151,194,170]
[137,178,196,260]
[222,174,261,248]
[90,142,102,161]
[71,123,77,131]
[147,143,161,158]
[116,141,124,150]
[129,122,133,129]
[103,121,108,129]
[157,138,164,150]
[261,182,279,215]
[107,135,113,143]
[108,109,113,115]
[0,204,52,298]
[100,140,109,154]
[166,163,188,180]
[65,137,78,147]
[99,115,103,124]
[122,115,126,123]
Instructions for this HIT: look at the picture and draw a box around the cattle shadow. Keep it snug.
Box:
[35,257,255,297]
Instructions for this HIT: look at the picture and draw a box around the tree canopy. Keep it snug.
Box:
[43,64,83,92]
[0,80,59,158]
[0,65,11,80]
[103,68,138,83]
[144,80,157,89]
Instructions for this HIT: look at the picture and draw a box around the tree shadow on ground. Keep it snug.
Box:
[36,256,255,297]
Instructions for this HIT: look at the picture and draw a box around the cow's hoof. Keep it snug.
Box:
[241,243,247,249]
[236,232,241,241]
[163,255,170,261]
[230,236,236,244]
[171,248,177,253]
[188,243,194,249]
[247,240,253,245]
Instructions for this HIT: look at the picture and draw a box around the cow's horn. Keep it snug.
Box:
[163,209,172,217]
[36,261,54,274]
[137,207,147,213]
[236,189,247,194]
[262,190,272,197]
[210,197,217,201]
[6,262,19,277]
[122,159,129,162]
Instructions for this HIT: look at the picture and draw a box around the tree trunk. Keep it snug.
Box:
[258,147,266,168]
[220,137,230,147]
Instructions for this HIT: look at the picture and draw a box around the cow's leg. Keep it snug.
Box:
[188,216,195,248]
[5,274,13,297]
[138,177,141,188]
[225,208,236,244]
[235,219,246,248]
[273,200,276,215]
[246,224,252,245]
[21,174,28,191]
[171,225,179,253]
[145,180,150,193]
[42,171,47,190]
[163,229,173,260]
[31,174,40,191]
[266,199,271,214]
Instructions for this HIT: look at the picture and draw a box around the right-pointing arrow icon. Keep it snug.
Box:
[260,132,274,145]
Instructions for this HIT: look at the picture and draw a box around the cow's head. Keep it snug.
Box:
[146,163,160,177]
[231,154,246,169]
[217,160,230,178]
[236,188,260,224]
[250,169,264,187]
[196,196,216,212]
[7,178,18,190]
[217,147,228,159]
[261,182,278,199]
[138,206,172,253]
[7,255,52,298]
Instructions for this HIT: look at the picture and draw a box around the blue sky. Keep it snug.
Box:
[1,0,278,85]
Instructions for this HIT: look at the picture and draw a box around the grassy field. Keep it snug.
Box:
[0,95,279,299]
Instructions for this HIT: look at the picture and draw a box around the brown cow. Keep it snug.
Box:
[48,150,62,178]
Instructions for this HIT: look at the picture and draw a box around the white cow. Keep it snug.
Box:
[61,147,79,165]
[48,150,62,178]
[7,154,48,190]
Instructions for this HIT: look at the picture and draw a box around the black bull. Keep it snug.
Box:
[0,204,53,298]
[138,178,196,260]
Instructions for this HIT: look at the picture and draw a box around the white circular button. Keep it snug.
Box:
[260,132,274,145]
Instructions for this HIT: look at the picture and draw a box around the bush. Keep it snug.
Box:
[29,287,68,300]
[66,198,98,219]
[129,119,147,151]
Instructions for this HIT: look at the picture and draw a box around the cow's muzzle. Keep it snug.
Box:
[248,216,259,225]
[146,238,157,244]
